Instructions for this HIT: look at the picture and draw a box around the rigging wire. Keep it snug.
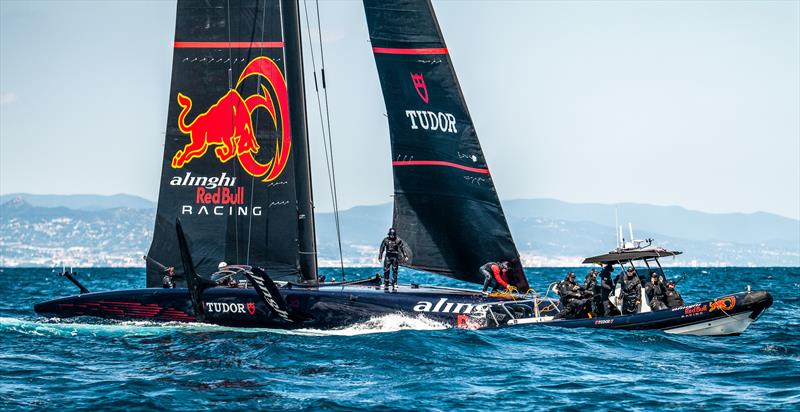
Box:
[301,0,345,281]
[226,0,241,263]
[314,0,346,281]
[246,0,270,264]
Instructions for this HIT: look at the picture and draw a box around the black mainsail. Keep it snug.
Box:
[146,0,317,287]
[364,0,529,290]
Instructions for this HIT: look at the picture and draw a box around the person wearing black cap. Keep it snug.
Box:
[645,271,668,310]
[597,264,617,316]
[377,227,408,290]
[621,268,642,314]
[555,272,587,319]
[665,280,685,308]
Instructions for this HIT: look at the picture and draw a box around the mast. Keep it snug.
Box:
[282,0,318,283]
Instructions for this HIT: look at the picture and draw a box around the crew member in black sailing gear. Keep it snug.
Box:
[480,261,510,293]
[555,272,587,319]
[645,272,668,310]
[377,228,408,290]
[665,280,685,308]
[621,268,642,315]
[583,269,598,315]
[598,264,617,316]
[162,266,176,289]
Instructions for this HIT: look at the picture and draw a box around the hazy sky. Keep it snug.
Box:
[1,0,798,219]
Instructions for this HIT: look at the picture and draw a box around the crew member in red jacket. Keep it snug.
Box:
[480,261,510,293]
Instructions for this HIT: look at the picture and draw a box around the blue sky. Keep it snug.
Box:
[1,0,798,219]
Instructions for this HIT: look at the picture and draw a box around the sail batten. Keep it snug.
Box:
[364,0,529,290]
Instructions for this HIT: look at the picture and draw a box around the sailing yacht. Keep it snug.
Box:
[35,0,771,335]
[35,0,534,329]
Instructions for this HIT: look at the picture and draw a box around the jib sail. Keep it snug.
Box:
[363,0,529,290]
[147,0,317,287]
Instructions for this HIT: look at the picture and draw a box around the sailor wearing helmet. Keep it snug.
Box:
[377,228,408,291]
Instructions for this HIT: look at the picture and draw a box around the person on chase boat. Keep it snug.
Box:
[378,228,408,290]
[480,261,510,293]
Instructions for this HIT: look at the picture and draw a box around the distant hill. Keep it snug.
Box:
[0,193,155,210]
[1,195,798,267]
[503,199,799,245]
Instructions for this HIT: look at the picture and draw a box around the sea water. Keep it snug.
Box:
[0,267,797,411]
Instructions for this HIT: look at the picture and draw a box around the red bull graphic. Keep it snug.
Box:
[709,296,736,313]
[171,57,291,182]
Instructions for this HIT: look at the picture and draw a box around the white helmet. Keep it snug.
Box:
[218,262,228,270]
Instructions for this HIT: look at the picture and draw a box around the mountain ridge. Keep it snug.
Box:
[1,195,797,267]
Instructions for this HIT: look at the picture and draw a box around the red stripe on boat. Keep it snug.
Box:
[392,160,489,174]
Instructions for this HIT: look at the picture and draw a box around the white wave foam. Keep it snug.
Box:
[292,313,450,336]
[0,314,449,337]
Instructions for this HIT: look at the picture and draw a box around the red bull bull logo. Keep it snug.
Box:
[709,296,736,313]
[171,57,291,182]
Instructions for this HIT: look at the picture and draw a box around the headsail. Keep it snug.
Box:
[363,0,529,290]
[147,0,317,287]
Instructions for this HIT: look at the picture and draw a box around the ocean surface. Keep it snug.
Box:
[0,267,797,411]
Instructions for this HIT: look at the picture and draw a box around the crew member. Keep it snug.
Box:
[597,264,616,316]
[480,261,510,293]
[621,268,642,315]
[645,272,667,310]
[555,272,588,319]
[162,266,176,289]
[377,228,408,290]
[665,280,684,308]
[583,269,597,315]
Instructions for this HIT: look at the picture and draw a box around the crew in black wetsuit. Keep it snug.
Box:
[665,280,684,308]
[621,268,642,315]
[480,261,510,293]
[597,264,617,316]
[645,272,668,310]
[162,267,176,289]
[555,272,588,319]
[377,228,408,290]
[583,269,597,315]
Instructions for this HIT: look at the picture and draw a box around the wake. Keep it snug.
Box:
[0,314,449,337]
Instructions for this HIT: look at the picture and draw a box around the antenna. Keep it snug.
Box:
[629,223,634,242]
[619,225,624,249]
[615,208,620,248]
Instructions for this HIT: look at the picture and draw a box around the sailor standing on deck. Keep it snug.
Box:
[377,228,408,290]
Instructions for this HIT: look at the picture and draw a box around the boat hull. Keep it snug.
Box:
[514,290,772,336]
[33,283,520,329]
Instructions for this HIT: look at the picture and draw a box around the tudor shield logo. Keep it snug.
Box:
[411,73,429,104]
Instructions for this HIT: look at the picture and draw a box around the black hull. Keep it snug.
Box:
[34,283,520,329]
